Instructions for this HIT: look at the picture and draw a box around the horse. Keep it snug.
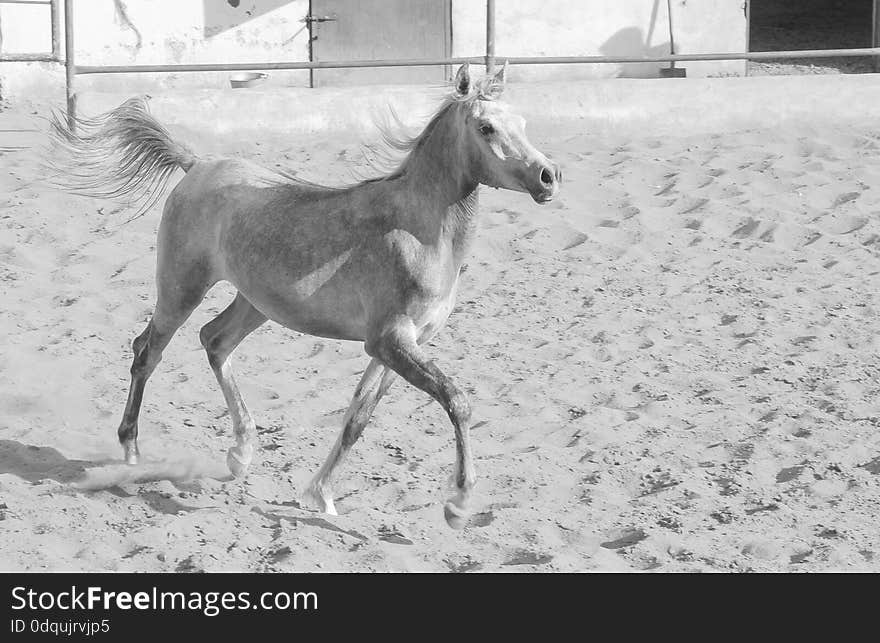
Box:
[49,62,561,528]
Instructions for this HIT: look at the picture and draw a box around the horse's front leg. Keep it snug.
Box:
[367,317,476,529]
[305,358,397,515]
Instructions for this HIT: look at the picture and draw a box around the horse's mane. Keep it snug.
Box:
[276,73,502,191]
[360,74,502,184]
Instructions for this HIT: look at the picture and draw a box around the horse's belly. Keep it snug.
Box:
[227,263,368,342]
[244,285,367,341]
[218,215,370,340]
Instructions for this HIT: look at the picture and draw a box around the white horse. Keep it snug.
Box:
[50,63,561,528]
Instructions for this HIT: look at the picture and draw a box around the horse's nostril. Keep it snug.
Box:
[540,167,553,186]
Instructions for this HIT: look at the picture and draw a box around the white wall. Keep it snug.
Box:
[1,0,311,97]
[70,0,311,90]
[0,0,748,102]
[454,0,748,80]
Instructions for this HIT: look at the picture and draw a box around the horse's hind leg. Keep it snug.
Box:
[305,358,397,515]
[117,279,210,464]
[199,292,267,477]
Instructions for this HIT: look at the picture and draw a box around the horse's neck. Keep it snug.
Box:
[446,188,479,259]
[399,110,479,246]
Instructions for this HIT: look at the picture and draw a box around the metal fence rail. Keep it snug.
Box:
[73,47,880,76]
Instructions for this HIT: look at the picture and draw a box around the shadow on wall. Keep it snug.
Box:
[203,0,299,38]
[599,0,671,78]
[600,27,672,78]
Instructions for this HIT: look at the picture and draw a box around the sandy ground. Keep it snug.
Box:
[1,99,880,573]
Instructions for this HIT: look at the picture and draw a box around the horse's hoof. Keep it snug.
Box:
[304,486,337,515]
[122,444,139,465]
[443,501,469,530]
[226,445,253,478]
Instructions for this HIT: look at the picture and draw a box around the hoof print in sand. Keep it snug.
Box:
[378,526,413,545]
[174,556,203,573]
[600,528,647,550]
[776,465,805,484]
[467,511,495,528]
[502,549,553,566]
[445,558,483,573]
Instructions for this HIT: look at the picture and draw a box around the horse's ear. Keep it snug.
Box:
[493,60,508,87]
[483,60,508,99]
[454,63,471,96]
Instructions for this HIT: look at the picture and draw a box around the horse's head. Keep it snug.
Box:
[453,62,561,204]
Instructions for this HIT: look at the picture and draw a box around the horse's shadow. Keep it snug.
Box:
[0,439,229,489]
[0,439,111,484]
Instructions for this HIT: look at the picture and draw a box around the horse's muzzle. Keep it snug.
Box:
[531,162,561,203]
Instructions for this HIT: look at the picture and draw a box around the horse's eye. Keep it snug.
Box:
[478,123,494,136]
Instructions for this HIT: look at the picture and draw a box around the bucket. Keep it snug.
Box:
[230,72,268,89]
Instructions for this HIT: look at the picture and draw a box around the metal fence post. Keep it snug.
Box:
[64,0,75,130]
[486,0,495,73]
[874,0,880,72]
[50,0,60,60]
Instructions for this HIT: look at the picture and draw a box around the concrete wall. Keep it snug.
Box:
[0,0,747,102]
[454,0,748,80]
[0,0,311,98]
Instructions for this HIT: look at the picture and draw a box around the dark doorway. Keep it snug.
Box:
[749,0,875,74]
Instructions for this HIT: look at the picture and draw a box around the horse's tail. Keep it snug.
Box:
[47,96,197,219]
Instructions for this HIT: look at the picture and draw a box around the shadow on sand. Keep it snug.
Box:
[0,439,110,484]
[0,439,230,489]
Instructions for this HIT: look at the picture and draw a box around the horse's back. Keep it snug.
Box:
[157,156,376,338]
[173,157,301,199]
[159,156,328,253]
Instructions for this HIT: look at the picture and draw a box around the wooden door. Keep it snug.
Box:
[310,0,451,86]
